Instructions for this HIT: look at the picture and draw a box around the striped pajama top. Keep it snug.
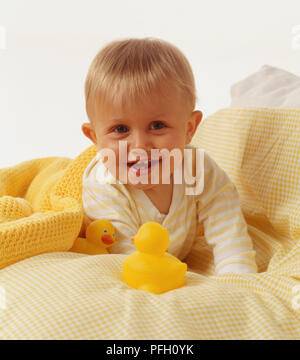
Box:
[82,144,257,275]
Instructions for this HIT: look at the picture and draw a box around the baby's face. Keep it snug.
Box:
[82,88,201,190]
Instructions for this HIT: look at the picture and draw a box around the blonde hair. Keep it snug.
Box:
[85,37,197,123]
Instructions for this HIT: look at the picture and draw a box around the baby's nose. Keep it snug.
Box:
[128,144,152,162]
[130,132,152,153]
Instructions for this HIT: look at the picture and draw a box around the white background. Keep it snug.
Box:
[0,0,299,167]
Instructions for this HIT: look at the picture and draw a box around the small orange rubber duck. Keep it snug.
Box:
[70,219,116,255]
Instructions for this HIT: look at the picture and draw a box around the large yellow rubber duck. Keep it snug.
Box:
[70,219,116,255]
[122,221,187,294]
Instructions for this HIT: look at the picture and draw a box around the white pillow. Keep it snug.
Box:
[230,64,300,108]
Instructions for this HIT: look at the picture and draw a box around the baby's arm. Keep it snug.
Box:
[82,182,139,254]
[197,152,258,275]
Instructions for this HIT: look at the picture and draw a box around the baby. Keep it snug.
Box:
[81,37,258,275]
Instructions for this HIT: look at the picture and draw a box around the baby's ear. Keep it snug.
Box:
[193,110,203,127]
[81,123,97,145]
[185,110,203,144]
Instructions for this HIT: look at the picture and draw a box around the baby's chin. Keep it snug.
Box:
[124,172,165,189]
[117,172,172,190]
[124,173,174,190]
[127,182,159,190]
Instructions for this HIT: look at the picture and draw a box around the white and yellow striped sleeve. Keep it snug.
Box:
[82,181,139,255]
[197,152,258,275]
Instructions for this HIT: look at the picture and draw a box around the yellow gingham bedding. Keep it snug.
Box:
[1,107,300,339]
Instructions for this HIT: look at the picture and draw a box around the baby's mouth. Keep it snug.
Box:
[127,159,161,171]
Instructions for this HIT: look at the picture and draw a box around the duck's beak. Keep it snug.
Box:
[101,234,114,245]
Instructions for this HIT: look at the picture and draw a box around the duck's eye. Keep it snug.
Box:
[104,229,107,233]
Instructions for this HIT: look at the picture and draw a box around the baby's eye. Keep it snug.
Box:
[113,125,128,133]
[150,121,165,130]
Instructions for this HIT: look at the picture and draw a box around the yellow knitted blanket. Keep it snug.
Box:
[0,145,98,269]
[0,107,300,339]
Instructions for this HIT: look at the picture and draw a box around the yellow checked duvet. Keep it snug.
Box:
[0,107,299,339]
